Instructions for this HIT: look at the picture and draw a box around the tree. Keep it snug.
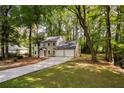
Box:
[0,6,12,59]
[18,6,36,57]
[105,5,112,62]
[74,5,97,62]
[1,5,124,68]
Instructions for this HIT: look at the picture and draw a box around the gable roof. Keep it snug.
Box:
[41,36,62,43]
[55,41,76,50]
[9,45,28,51]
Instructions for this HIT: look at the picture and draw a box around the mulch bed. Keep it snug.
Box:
[0,57,48,70]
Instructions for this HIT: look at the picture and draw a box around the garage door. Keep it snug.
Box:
[55,50,64,56]
[65,49,75,57]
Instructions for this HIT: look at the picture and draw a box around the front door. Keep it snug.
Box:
[44,50,46,56]
[53,50,55,56]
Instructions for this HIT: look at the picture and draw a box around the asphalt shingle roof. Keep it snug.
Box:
[41,36,61,43]
[55,41,76,50]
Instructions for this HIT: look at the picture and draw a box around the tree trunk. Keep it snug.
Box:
[5,33,9,58]
[73,27,75,40]
[4,20,9,59]
[1,25,5,59]
[75,5,97,62]
[105,5,112,62]
[66,29,70,40]
[58,20,61,36]
[113,6,120,65]
[36,24,40,58]
[75,20,78,40]
[1,21,9,59]
[0,6,12,59]
[29,26,32,57]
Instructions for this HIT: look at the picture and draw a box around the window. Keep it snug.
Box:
[53,51,55,55]
[48,43,50,46]
[48,50,50,55]
[53,43,55,46]
[35,51,36,54]
[44,50,46,56]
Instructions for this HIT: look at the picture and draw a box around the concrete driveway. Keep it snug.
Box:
[0,57,72,83]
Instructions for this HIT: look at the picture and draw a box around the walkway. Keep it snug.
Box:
[0,57,72,83]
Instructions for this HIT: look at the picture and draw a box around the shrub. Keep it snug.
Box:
[8,53,18,58]
[16,55,23,59]
[0,56,3,61]
[13,58,17,62]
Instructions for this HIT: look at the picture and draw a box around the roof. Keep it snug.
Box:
[18,47,28,50]
[9,45,28,51]
[55,41,76,50]
[41,36,62,43]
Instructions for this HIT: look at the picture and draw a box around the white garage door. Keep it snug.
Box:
[55,50,64,57]
[65,49,75,57]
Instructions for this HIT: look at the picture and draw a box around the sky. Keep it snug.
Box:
[0,0,124,5]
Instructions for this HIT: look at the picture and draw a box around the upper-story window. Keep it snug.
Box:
[48,43,50,46]
[53,43,55,46]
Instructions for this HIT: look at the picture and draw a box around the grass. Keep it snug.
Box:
[0,67,6,71]
[0,54,124,88]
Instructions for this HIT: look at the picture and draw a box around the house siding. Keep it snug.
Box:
[33,36,80,57]
[44,42,56,56]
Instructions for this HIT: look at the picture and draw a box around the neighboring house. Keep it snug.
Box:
[33,36,80,57]
[8,45,28,55]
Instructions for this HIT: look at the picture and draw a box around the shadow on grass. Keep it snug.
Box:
[0,59,124,88]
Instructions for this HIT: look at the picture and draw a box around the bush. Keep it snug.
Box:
[13,55,23,62]
[13,58,17,62]
[120,59,124,69]
[8,53,23,59]
[113,48,124,68]
[0,56,3,61]
[16,55,23,59]
[8,53,18,58]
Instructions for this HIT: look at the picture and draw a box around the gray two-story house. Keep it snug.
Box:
[33,36,64,57]
[33,36,80,57]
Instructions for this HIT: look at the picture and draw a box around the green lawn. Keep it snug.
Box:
[0,54,124,88]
